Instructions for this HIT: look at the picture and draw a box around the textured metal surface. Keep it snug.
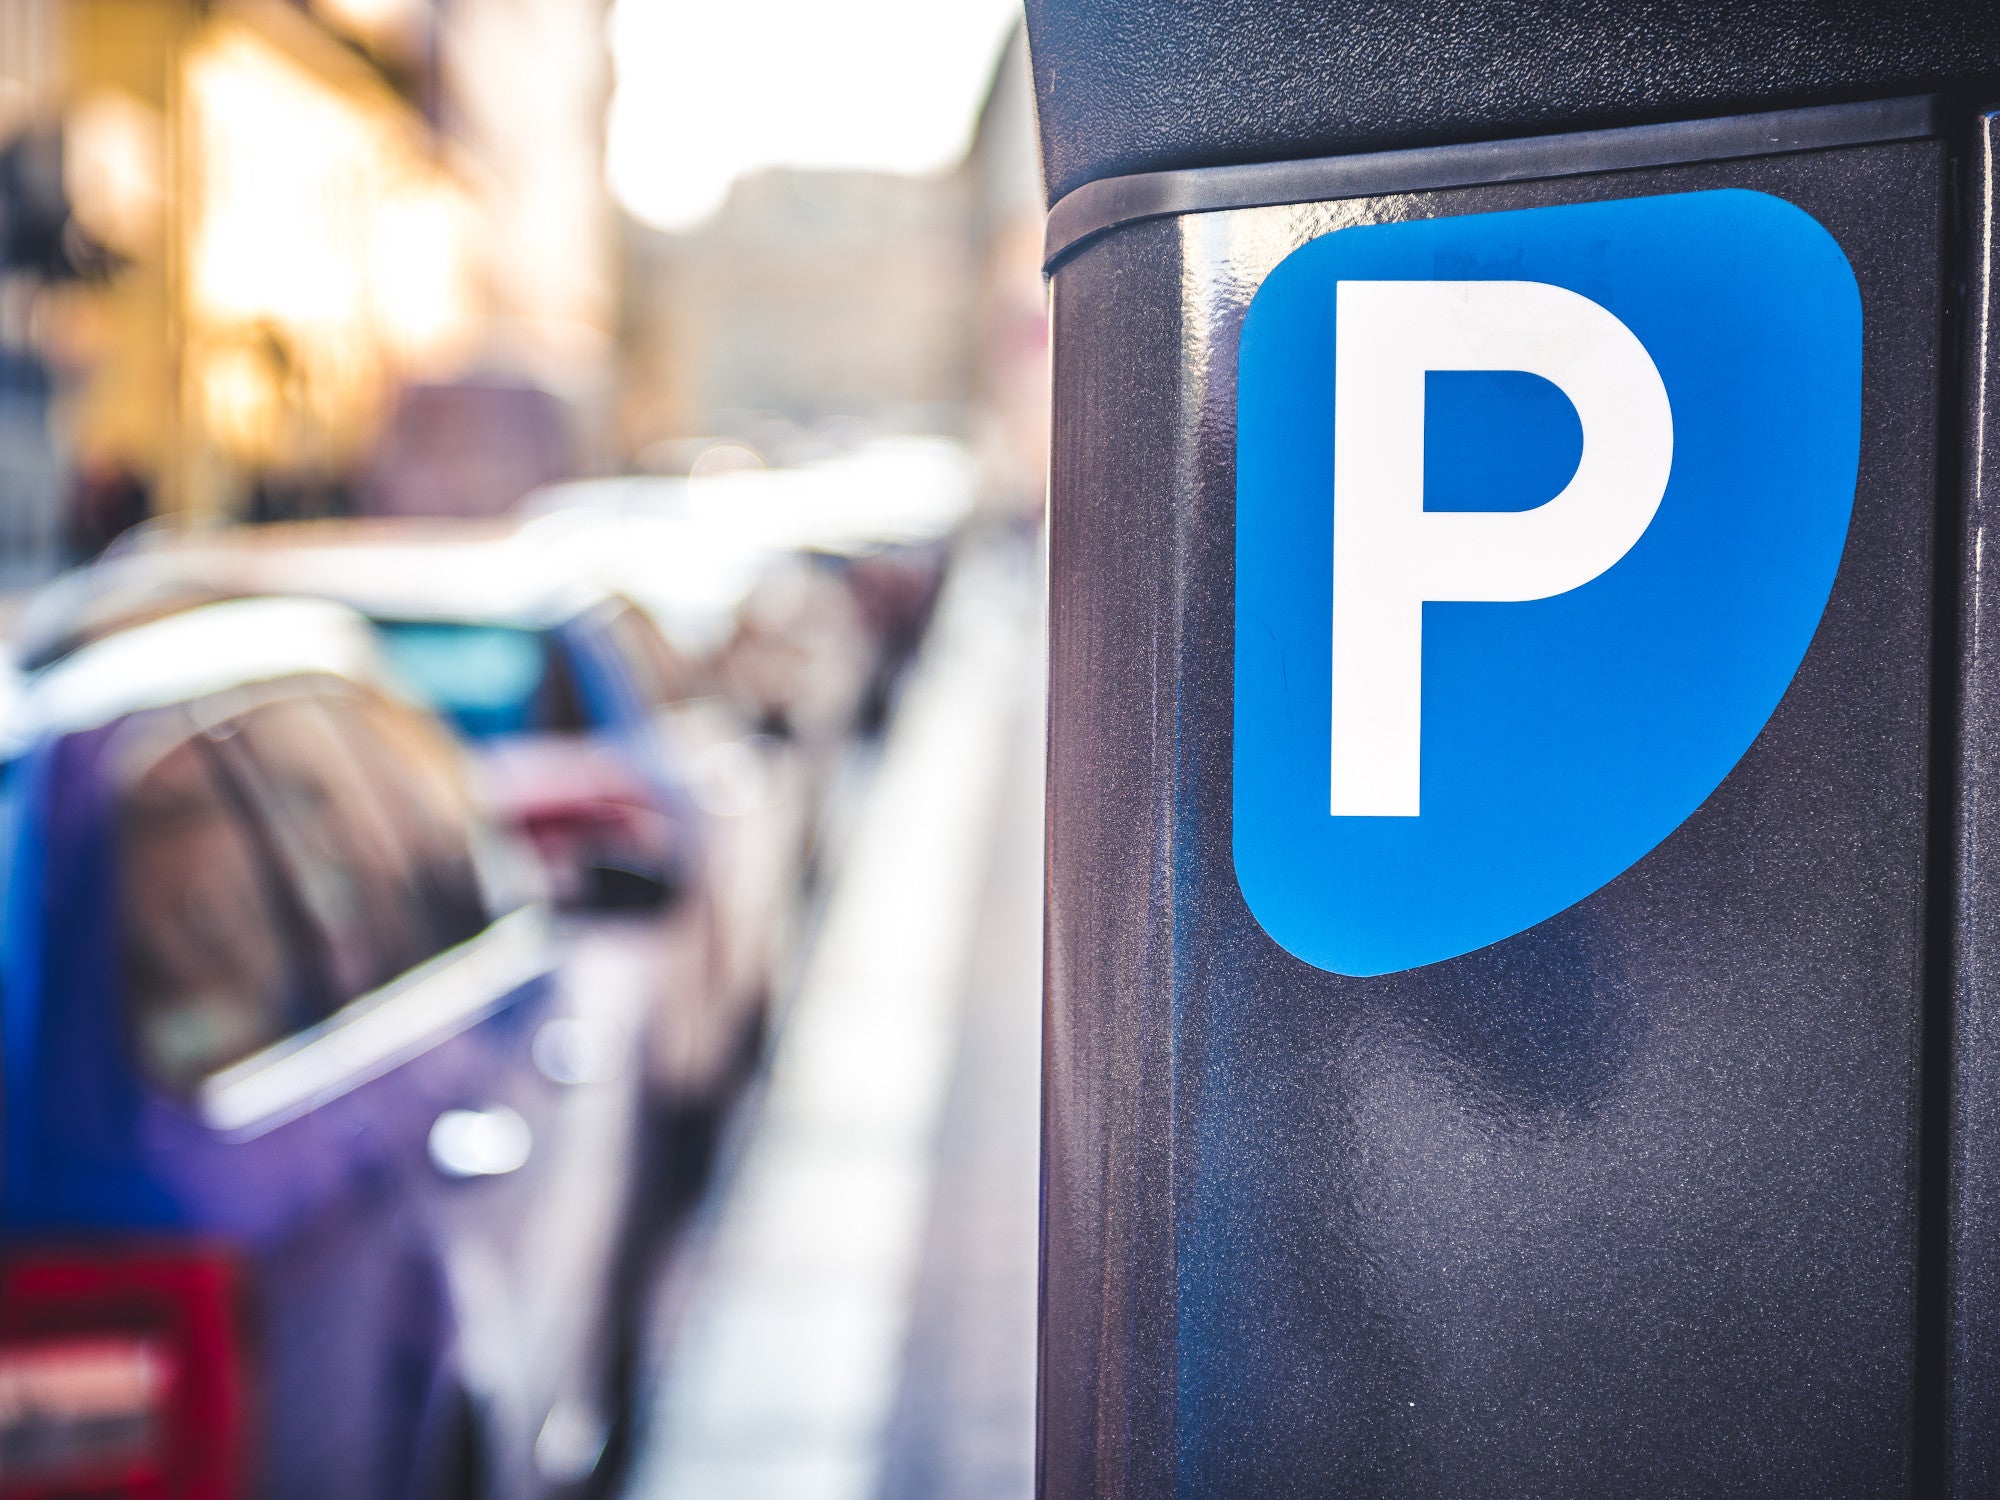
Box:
[1950,110,2000,1499]
[1021,0,2000,205]
[1041,212,1185,1500]
[1043,141,1946,1498]
[1043,95,1936,271]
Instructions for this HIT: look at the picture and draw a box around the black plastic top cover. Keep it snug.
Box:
[1023,0,2000,206]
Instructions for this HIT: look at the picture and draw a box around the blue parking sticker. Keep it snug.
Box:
[1233,189,1862,976]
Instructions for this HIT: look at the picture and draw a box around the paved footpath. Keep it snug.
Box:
[624,542,1042,1500]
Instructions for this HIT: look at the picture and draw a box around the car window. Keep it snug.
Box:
[597,599,697,709]
[371,620,588,740]
[327,691,492,954]
[114,680,507,1095]
[115,719,323,1092]
[213,692,439,1008]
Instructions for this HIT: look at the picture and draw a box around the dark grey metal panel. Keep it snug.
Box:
[1043,140,1946,1498]
[1949,109,2000,1500]
[1022,0,2000,204]
[1044,95,1936,271]
[1041,213,1184,1500]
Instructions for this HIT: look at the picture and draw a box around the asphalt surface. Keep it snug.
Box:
[622,544,1042,1500]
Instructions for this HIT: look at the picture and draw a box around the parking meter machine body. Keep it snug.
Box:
[1029,4,2000,1496]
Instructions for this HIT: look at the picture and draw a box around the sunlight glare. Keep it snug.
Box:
[605,0,1021,232]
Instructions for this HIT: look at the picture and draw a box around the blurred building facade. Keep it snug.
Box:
[618,167,977,469]
[615,23,1047,515]
[0,0,614,567]
[965,26,1048,524]
[0,0,75,577]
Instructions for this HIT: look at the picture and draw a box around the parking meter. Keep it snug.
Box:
[1027,5,2000,1495]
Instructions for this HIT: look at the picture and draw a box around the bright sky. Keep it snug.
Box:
[605,0,1023,233]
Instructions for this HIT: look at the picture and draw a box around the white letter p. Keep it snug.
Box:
[1330,280,1673,817]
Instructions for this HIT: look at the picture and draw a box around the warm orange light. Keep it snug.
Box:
[370,180,480,369]
[181,22,480,464]
[65,89,164,256]
[313,0,427,54]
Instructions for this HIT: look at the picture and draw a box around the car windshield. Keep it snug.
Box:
[372,620,587,740]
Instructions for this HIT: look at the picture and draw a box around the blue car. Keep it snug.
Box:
[18,523,809,1134]
[0,597,654,1499]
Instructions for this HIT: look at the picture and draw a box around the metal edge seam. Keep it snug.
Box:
[1043,94,1939,272]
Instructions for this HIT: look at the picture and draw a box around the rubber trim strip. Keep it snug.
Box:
[199,905,556,1138]
[1044,94,1938,272]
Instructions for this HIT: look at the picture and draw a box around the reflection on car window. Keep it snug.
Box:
[115,678,507,1093]
[329,692,491,953]
[372,621,589,739]
[116,722,320,1092]
[218,692,441,1006]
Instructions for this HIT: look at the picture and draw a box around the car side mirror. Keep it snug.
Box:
[578,857,684,915]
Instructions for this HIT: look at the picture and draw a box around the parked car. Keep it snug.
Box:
[518,437,968,744]
[0,596,655,1498]
[17,523,810,1131]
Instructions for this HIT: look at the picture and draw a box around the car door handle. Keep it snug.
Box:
[429,1106,533,1179]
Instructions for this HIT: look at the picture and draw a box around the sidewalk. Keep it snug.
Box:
[624,542,1042,1500]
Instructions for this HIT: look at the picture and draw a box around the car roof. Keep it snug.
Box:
[120,521,608,629]
[8,523,619,673]
[9,595,383,745]
[519,436,976,556]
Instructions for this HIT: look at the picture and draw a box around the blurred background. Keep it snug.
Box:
[0,0,1046,1495]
